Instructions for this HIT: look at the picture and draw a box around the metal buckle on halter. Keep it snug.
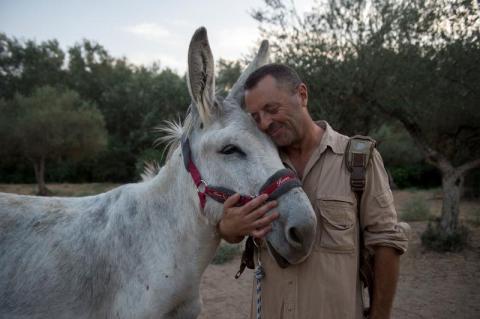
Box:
[197,180,208,193]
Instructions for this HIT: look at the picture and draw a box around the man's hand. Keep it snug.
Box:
[217,193,279,243]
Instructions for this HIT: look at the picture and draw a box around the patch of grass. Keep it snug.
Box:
[0,183,120,197]
[421,222,470,252]
[400,195,432,221]
[211,242,241,265]
[72,183,119,196]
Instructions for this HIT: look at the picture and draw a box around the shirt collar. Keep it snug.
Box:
[316,120,345,155]
[279,120,345,167]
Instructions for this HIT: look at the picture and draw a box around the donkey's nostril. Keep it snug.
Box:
[288,226,303,247]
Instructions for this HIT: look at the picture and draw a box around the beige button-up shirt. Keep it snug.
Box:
[250,121,409,319]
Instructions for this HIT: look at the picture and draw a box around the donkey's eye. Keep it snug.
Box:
[220,144,245,156]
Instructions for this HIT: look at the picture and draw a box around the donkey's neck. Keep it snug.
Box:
[143,147,220,273]
[148,147,202,222]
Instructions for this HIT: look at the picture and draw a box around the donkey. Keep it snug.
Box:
[0,27,317,319]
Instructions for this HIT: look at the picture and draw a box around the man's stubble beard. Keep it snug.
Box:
[271,126,300,148]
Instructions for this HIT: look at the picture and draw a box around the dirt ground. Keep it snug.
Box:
[1,185,479,318]
[198,222,480,319]
[199,191,480,319]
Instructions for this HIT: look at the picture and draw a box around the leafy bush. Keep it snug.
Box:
[135,148,165,179]
[467,208,480,227]
[400,195,431,221]
[374,123,424,166]
[389,164,441,189]
[421,222,470,252]
[464,168,480,199]
[211,242,241,265]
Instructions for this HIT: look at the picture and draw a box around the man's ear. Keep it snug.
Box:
[297,83,308,108]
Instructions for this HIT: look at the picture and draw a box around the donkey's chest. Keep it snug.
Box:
[111,266,202,319]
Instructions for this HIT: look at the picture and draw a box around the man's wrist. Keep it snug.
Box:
[216,220,243,243]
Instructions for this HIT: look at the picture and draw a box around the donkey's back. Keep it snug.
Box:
[0,186,161,318]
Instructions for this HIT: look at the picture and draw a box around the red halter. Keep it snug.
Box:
[181,137,301,210]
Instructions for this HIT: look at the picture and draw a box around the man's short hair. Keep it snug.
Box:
[244,63,302,94]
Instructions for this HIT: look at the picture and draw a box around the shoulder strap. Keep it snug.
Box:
[345,135,376,316]
[345,135,376,195]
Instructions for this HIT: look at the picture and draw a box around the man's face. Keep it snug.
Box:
[245,75,306,147]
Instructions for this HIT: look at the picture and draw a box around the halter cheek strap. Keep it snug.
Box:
[181,137,301,210]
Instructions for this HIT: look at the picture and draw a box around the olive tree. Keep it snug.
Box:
[0,86,107,195]
[253,0,480,237]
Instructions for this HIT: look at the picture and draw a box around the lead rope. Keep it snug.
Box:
[254,240,265,319]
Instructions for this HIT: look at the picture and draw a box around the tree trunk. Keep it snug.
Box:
[439,169,464,235]
[373,101,480,236]
[33,157,50,196]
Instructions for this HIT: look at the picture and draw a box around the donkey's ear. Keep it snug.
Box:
[187,27,216,125]
[226,40,270,104]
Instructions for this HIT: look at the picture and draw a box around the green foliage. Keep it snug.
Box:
[373,123,423,166]
[389,164,440,189]
[2,1,477,199]
[134,148,164,179]
[464,168,480,199]
[421,222,470,252]
[400,195,432,221]
[0,158,35,183]
[253,0,480,236]
[64,42,190,182]
[7,86,107,161]
[0,35,191,183]
[466,208,480,227]
[211,242,241,265]
[373,122,441,188]
[87,140,137,182]
[253,0,480,154]
[0,33,66,99]
[0,86,107,192]
[216,59,243,98]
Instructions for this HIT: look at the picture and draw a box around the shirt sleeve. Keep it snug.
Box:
[360,148,410,254]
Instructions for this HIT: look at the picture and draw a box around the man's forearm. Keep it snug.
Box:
[370,246,400,319]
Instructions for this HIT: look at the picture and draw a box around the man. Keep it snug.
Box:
[217,64,409,319]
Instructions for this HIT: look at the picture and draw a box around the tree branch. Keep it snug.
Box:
[457,158,480,177]
[371,98,447,168]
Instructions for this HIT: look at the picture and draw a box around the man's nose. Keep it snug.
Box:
[259,113,272,132]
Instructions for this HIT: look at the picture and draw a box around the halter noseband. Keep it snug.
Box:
[181,136,301,210]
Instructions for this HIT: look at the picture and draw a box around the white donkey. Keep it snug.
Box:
[0,27,316,319]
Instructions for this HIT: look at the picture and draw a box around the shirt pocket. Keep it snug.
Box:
[316,197,356,253]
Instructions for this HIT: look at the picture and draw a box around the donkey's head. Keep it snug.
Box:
[183,27,316,266]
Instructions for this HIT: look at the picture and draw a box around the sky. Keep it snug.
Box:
[0,0,316,74]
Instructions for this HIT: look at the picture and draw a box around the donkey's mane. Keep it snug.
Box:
[144,97,225,181]
[154,97,225,161]
[155,113,191,156]
[141,109,196,181]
